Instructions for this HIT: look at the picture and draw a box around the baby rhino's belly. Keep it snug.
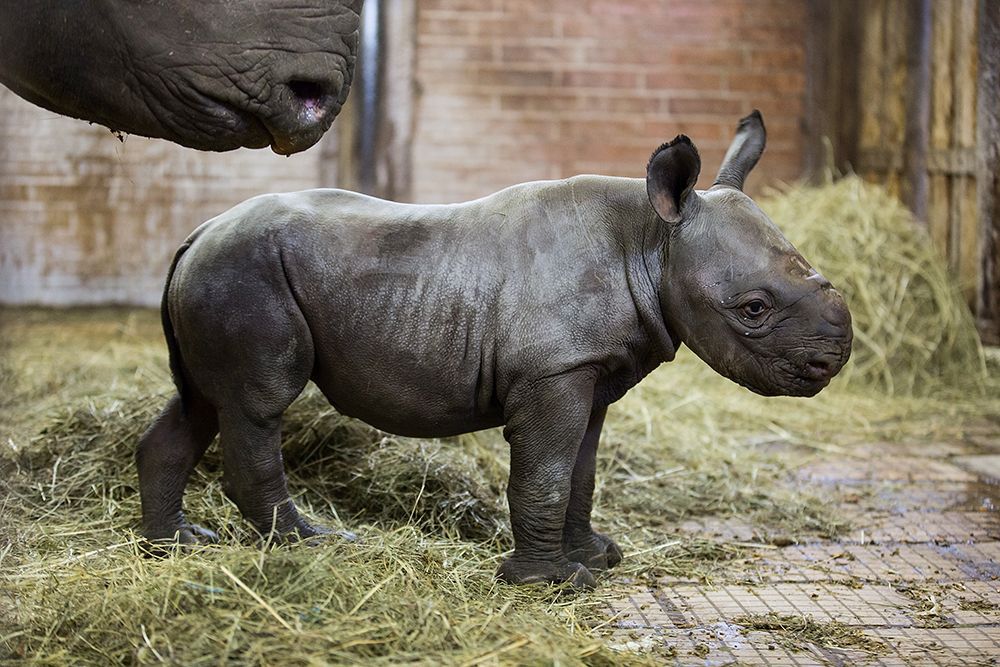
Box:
[286,216,504,437]
[310,342,502,438]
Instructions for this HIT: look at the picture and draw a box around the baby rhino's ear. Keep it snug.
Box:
[646,134,701,224]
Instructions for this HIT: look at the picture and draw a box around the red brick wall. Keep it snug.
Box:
[411,0,807,203]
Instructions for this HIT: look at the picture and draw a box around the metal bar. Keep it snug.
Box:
[903,0,932,223]
[358,0,382,195]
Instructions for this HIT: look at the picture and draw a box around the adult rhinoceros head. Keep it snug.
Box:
[646,112,854,397]
[0,0,362,154]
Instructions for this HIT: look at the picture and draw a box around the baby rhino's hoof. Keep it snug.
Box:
[564,531,623,571]
[263,520,359,546]
[496,558,597,589]
[140,523,219,557]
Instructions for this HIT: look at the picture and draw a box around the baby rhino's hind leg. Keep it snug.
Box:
[217,407,328,540]
[137,394,219,545]
[185,291,325,542]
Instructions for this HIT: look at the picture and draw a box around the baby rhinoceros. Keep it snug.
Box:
[137,111,852,588]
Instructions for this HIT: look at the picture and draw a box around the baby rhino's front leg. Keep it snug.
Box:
[496,375,615,589]
[562,406,623,571]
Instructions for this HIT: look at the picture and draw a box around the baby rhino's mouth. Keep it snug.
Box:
[802,356,835,382]
[796,343,851,392]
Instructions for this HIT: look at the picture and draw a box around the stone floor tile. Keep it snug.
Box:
[868,481,999,514]
[658,582,915,626]
[953,455,1000,483]
[866,441,982,459]
[952,542,1000,580]
[847,511,1000,544]
[802,458,978,484]
[675,516,760,542]
[868,626,1000,666]
[745,543,1000,585]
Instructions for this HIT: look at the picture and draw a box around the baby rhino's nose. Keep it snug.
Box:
[822,290,852,331]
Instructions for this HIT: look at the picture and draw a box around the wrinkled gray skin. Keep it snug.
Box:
[137,112,852,588]
[0,1,361,154]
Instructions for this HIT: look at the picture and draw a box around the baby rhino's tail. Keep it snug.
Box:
[160,240,195,407]
[159,220,218,409]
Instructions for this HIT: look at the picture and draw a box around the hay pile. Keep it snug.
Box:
[2,177,997,664]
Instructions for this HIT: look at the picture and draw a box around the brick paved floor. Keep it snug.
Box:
[607,427,1000,665]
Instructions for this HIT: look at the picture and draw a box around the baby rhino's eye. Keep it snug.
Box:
[741,299,767,319]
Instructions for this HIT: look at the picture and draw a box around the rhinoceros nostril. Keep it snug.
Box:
[259,78,341,154]
[288,80,330,114]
